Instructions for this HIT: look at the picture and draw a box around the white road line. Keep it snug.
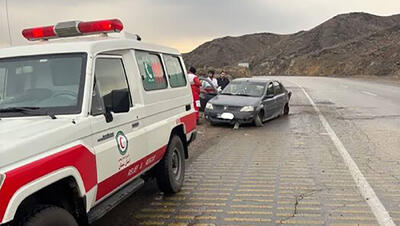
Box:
[362,90,378,97]
[290,81,395,226]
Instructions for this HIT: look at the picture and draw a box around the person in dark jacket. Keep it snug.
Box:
[217,71,230,90]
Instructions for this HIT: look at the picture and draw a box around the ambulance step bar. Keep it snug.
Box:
[88,178,145,223]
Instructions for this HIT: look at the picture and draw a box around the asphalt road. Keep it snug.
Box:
[93,76,400,226]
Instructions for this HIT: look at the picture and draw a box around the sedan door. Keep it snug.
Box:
[199,78,218,111]
[261,82,276,120]
[273,81,286,116]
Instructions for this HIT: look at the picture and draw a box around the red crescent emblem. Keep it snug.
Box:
[119,137,125,149]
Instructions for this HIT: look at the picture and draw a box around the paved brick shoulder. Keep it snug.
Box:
[132,87,379,226]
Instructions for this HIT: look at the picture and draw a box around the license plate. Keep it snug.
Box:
[219,112,234,120]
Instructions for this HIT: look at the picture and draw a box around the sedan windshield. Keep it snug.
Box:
[221,81,266,97]
[0,53,87,117]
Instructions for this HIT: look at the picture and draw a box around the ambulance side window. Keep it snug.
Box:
[0,68,5,102]
[163,55,186,88]
[91,57,132,116]
[135,51,168,91]
[91,78,104,116]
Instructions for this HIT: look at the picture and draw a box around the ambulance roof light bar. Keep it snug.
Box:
[22,19,124,41]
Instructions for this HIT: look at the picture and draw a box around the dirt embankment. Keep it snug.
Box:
[184,12,400,78]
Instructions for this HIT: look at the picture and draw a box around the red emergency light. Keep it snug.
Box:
[22,19,124,41]
[78,19,123,34]
[22,26,57,40]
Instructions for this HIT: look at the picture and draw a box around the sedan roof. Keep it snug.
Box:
[233,77,274,83]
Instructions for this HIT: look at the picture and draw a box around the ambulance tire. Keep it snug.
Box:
[22,205,78,226]
[156,135,185,194]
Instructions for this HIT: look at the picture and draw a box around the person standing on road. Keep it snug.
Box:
[218,71,230,90]
[188,67,201,122]
[207,70,218,87]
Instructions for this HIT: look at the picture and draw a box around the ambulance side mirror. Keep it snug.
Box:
[111,89,130,113]
[103,89,130,123]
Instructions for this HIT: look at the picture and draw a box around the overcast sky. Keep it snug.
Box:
[1,0,400,53]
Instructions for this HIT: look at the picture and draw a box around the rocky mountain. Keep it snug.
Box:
[183,12,400,76]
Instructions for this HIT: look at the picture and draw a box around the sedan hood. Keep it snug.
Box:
[209,94,260,107]
[0,117,90,168]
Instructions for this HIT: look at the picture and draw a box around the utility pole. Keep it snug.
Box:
[5,0,12,46]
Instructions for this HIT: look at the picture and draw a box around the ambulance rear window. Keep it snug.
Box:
[163,55,186,88]
[135,51,168,91]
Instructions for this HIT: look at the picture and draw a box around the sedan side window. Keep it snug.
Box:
[201,80,212,88]
[266,83,274,96]
[201,79,217,94]
[273,81,283,94]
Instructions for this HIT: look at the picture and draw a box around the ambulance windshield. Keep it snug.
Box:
[0,53,87,117]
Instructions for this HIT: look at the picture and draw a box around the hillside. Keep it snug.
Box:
[183,12,400,76]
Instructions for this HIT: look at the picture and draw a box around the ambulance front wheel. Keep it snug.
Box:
[155,135,185,194]
[22,205,78,226]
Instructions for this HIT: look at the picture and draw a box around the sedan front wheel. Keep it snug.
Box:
[254,111,264,127]
[283,103,289,116]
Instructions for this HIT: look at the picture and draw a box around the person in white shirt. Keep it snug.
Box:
[207,70,219,88]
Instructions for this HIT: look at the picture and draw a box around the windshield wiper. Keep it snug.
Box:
[235,94,251,97]
[221,93,234,95]
[0,107,40,112]
[0,107,57,119]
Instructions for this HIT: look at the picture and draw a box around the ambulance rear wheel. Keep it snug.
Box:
[23,205,78,226]
[156,135,185,194]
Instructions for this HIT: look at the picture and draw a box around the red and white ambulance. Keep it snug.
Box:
[0,19,197,226]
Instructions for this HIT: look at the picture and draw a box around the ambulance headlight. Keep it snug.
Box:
[205,103,213,110]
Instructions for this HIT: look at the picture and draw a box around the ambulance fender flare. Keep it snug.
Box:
[170,125,188,159]
[2,167,87,223]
